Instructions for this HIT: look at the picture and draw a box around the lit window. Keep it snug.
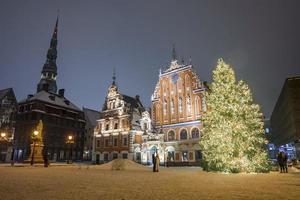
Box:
[163,100,167,115]
[168,130,175,141]
[178,97,183,113]
[180,129,188,140]
[114,138,118,146]
[171,99,174,114]
[191,128,200,139]
[123,137,128,146]
[186,96,191,114]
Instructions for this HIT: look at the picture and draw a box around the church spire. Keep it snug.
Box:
[37,16,59,93]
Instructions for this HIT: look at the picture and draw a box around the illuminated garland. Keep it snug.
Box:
[201,59,271,173]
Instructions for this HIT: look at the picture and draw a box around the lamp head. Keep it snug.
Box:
[1,132,6,138]
[33,131,39,136]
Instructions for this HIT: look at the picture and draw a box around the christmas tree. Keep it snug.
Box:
[201,59,270,173]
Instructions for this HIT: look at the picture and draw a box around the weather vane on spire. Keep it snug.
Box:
[112,67,116,85]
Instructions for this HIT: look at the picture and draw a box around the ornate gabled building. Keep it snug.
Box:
[92,73,148,163]
[15,18,86,162]
[150,46,207,165]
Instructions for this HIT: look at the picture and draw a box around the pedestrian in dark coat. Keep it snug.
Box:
[283,152,288,173]
[152,153,156,172]
[277,152,284,173]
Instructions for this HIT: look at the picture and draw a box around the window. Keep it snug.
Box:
[171,99,174,114]
[178,97,182,113]
[163,100,167,115]
[185,75,190,87]
[195,96,200,116]
[96,140,100,147]
[195,150,202,161]
[106,124,109,131]
[114,138,118,146]
[168,130,175,141]
[180,129,188,140]
[113,153,118,159]
[182,151,188,161]
[114,123,118,129]
[122,153,128,159]
[105,139,109,147]
[104,154,108,161]
[177,78,182,93]
[186,95,191,114]
[167,151,175,161]
[191,128,200,139]
[123,137,128,146]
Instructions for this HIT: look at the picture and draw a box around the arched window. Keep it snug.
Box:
[185,75,190,88]
[168,130,175,141]
[186,95,191,114]
[177,78,182,93]
[180,129,188,140]
[178,97,183,113]
[171,99,174,114]
[191,128,200,139]
[106,124,109,131]
[195,96,200,116]
[122,119,127,129]
[114,123,118,129]
[163,99,167,115]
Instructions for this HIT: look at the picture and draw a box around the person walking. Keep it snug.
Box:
[152,153,156,172]
[155,153,160,172]
[283,152,288,173]
[277,151,283,173]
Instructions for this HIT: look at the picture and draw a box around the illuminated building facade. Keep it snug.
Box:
[92,73,146,163]
[150,47,207,165]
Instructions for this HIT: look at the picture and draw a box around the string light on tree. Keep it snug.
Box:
[200,58,270,173]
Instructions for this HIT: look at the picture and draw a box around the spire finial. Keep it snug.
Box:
[112,67,116,85]
[172,44,177,61]
[56,10,59,28]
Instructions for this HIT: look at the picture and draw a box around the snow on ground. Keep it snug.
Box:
[0,161,299,200]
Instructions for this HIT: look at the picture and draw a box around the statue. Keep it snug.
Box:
[28,120,45,165]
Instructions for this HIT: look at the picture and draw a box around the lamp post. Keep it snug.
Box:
[0,132,14,165]
[30,130,39,166]
[0,133,6,162]
[66,135,74,164]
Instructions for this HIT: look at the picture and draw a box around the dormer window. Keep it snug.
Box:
[64,100,70,105]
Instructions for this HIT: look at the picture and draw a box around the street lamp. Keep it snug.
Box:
[0,132,6,139]
[66,135,74,164]
[30,130,39,166]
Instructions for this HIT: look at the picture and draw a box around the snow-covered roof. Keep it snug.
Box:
[19,90,81,111]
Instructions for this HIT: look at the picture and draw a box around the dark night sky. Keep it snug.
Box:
[0,0,299,117]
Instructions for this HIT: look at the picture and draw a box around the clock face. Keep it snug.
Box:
[171,73,179,84]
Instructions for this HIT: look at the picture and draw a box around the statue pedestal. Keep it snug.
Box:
[28,143,44,164]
